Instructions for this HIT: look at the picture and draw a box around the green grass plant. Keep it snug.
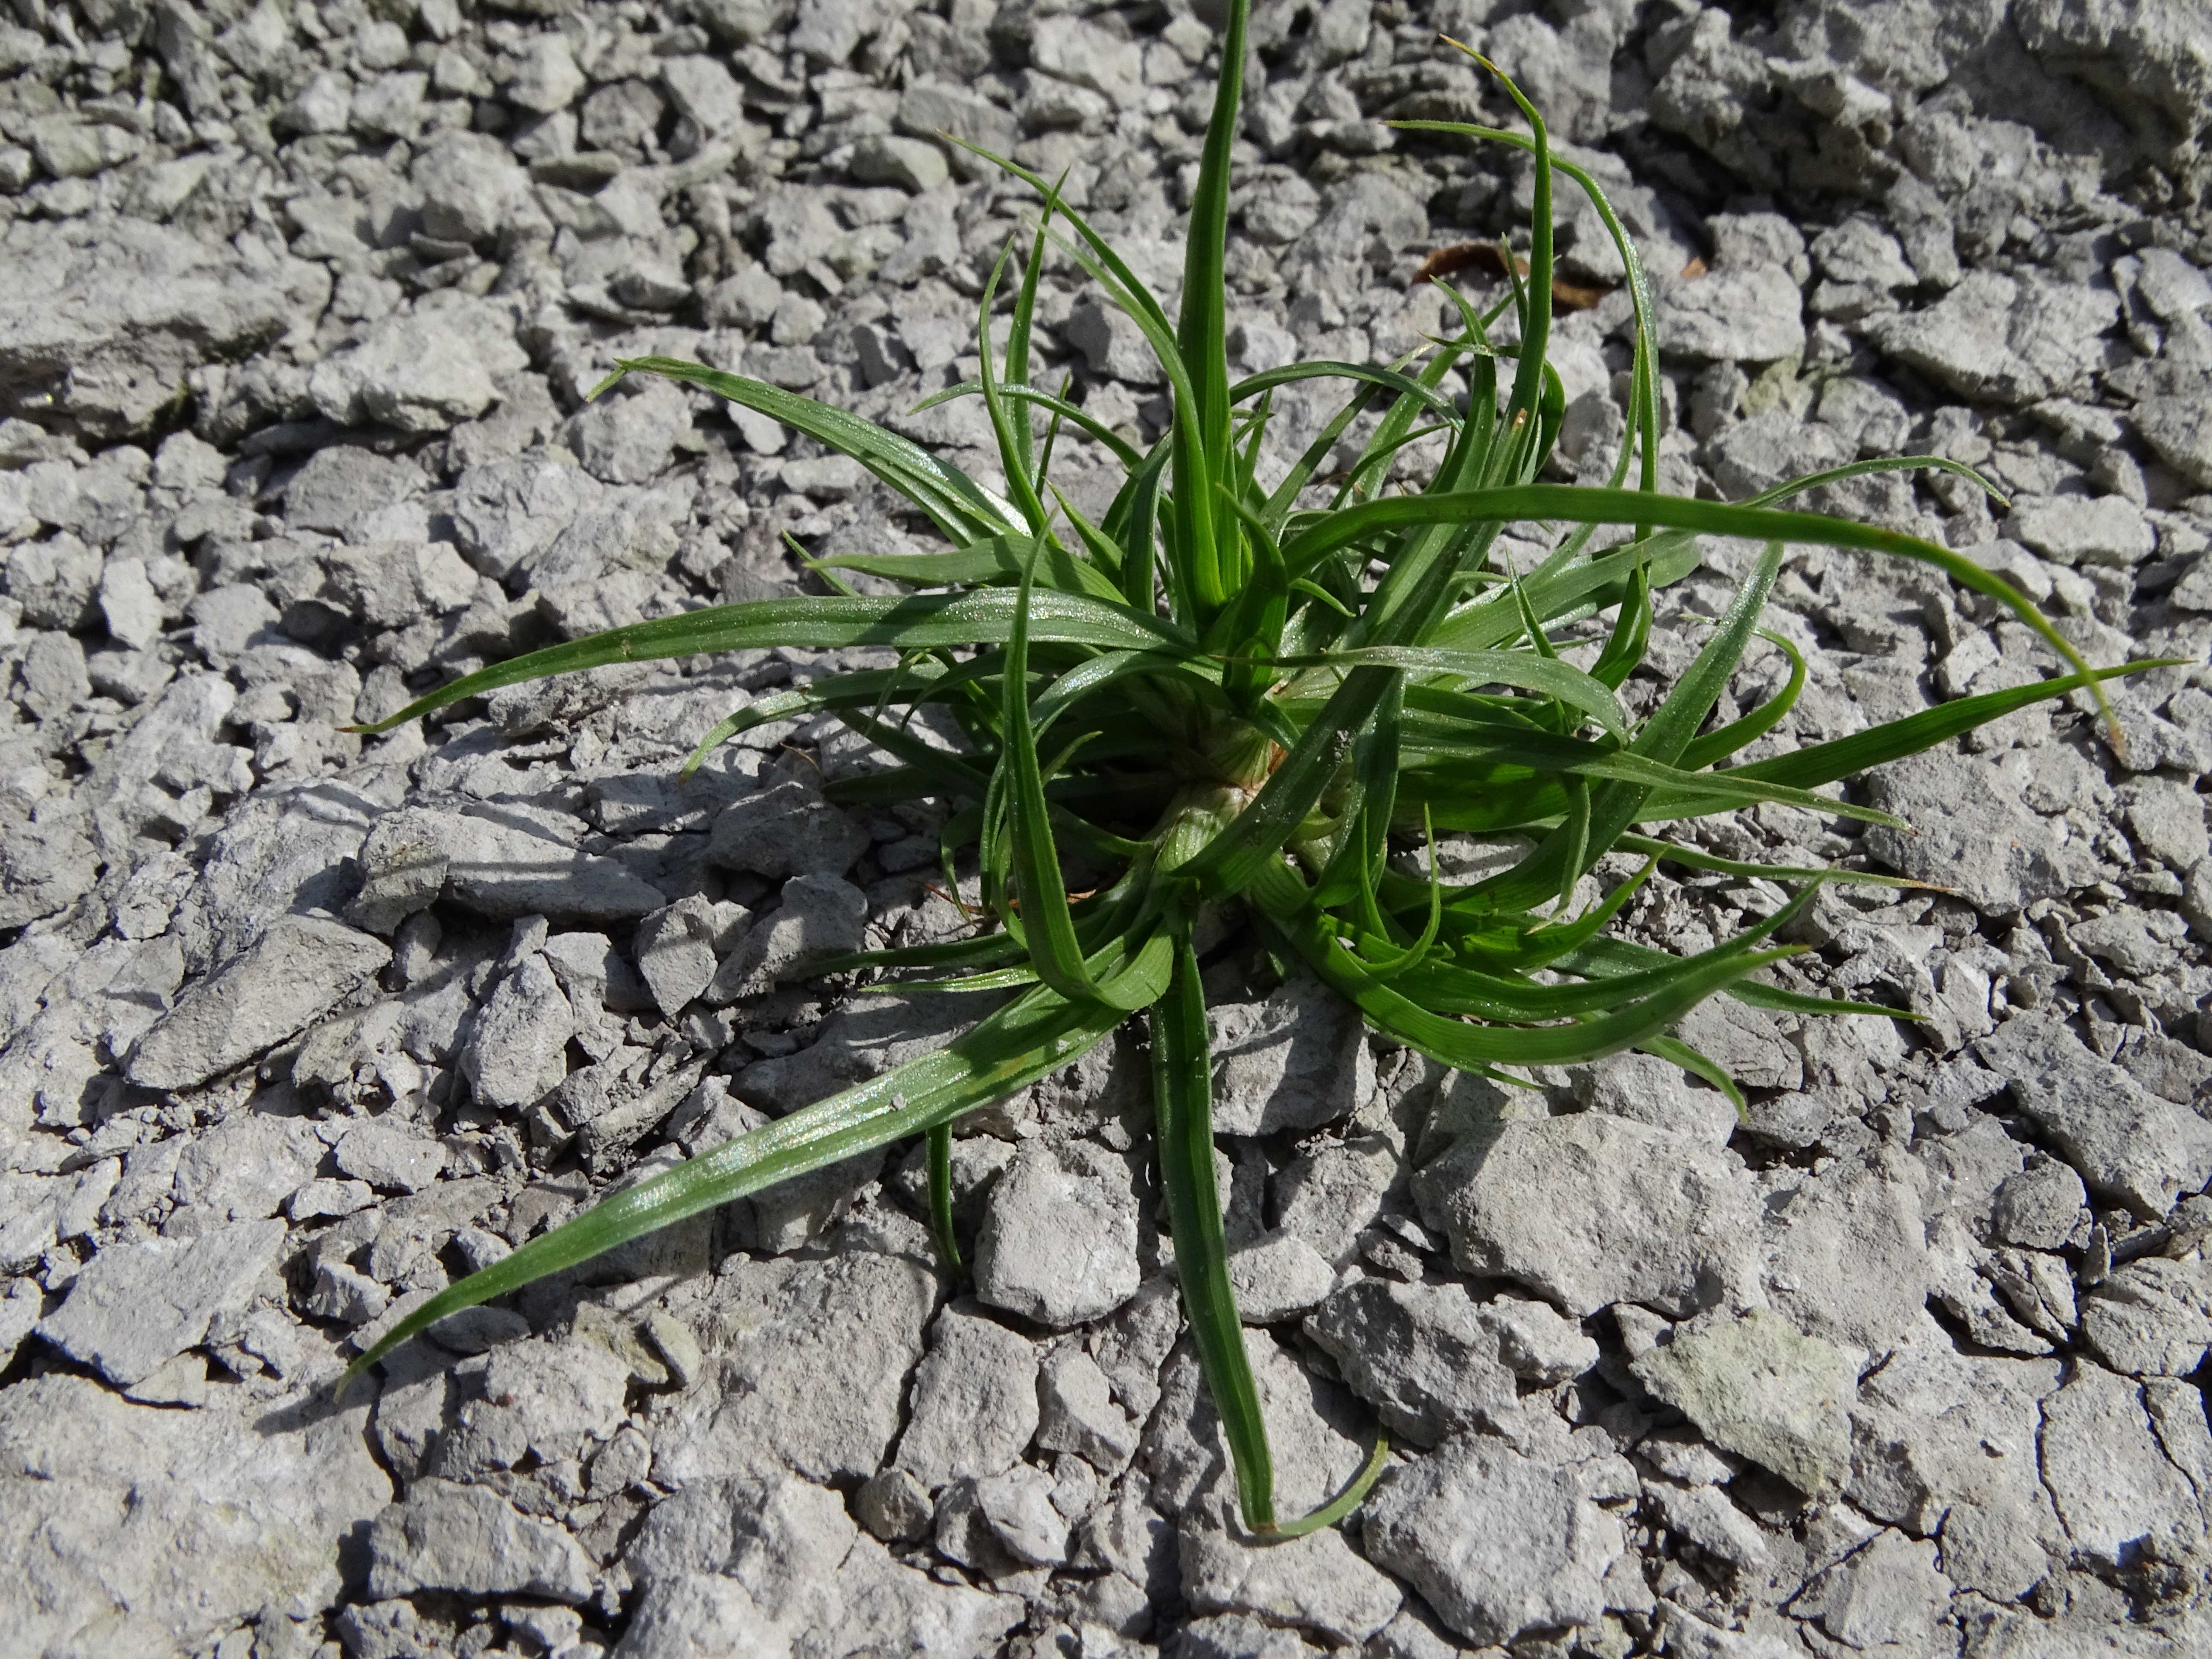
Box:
[341,8,2150,1536]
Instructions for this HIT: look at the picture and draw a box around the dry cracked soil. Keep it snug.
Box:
[2,0,2212,1656]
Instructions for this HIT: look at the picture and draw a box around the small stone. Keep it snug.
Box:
[1863,750,2076,919]
[357,803,668,927]
[1656,263,1805,363]
[1065,300,1165,386]
[1414,1113,1760,1318]
[1789,1529,1950,1648]
[1871,269,2117,406]
[504,33,585,114]
[1989,1156,2087,1250]
[634,896,725,1018]
[308,302,528,435]
[1181,1520,1403,1646]
[1208,971,1374,1136]
[705,872,868,1001]
[2079,1258,2212,1377]
[1036,1346,1142,1472]
[1645,1479,1770,1569]
[309,1260,390,1326]
[1977,1016,2212,1218]
[652,1253,936,1487]
[973,1464,1068,1566]
[8,533,102,631]
[1027,15,1144,106]
[1303,1277,1522,1447]
[707,780,870,879]
[1363,1435,1623,1649]
[28,115,140,180]
[281,69,352,134]
[643,1310,704,1389]
[186,584,279,660]
[975,1141,1141,1329]
[18,631,87,722]
[850,134,949,193]
[365,1479,593,1602]
[412,130,531,247]
[1474,1295,1601,1385]
[286,1177,376,1221]
[1630,1309,1857,1497]
[2005,494,2155,568]
[1225,1231,1337,1323]
[2136,391,2212,489]
[893,1300,1040,1490]
[1570,1050,1738,1146]
[35,1218,286,1387]
[127,915,390,1092]
[98,556,165,651]
[334,1120,447,1194]
[857,1467,933,1543]
[459,953,574,1111]
[660,55,747,140]
[564,383,694,485]
[2039,1363,2202,1568]
[2122,777,2210,873]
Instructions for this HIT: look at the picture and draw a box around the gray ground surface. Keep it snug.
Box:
[2,0,2211,1656]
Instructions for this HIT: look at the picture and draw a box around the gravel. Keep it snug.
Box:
[0,0,2209,1655]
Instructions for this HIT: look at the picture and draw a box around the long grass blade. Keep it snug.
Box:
[341,960,1170,1392]
[1153,928,1277,1533]
[348,591,1196,733]
[592,358,1014,544]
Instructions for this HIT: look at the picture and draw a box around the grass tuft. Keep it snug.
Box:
[340,11,2152,1537]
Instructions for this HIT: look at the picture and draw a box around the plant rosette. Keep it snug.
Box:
[339,3,2155,1540]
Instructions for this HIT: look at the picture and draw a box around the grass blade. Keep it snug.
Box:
[341,961,1169,1392]
[926,1124,963,1275]
[1152,928,1276,1533]
[349,591,1196,734]
[593,357,1014,544]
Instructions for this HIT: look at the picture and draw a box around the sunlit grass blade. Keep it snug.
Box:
[1232,360,1465,422]
[977,243,1056,540]
[1560,935,1921,1020]
[348,591,1196,734]
[591,357,1015,543]
[914,380,1145,471]
[1261,875,1809,1074]
[995,544,1129,1006]
[1292,646,1628,741]
[1150,928,1274,1530]
[1456,542,1781,912]
[677,663,956,780]
[1004,190,1057,486]
[1676,629,1806,771]
[1588,557,1652,690]
[1174,0,1250,612]
[1389,888,1815,1020]
[1608,834,1921,890]
[1152,926,1385,1538]
[341,961,1170,1394]
[1286,485,2101,719]
[1720,659,2177,792]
